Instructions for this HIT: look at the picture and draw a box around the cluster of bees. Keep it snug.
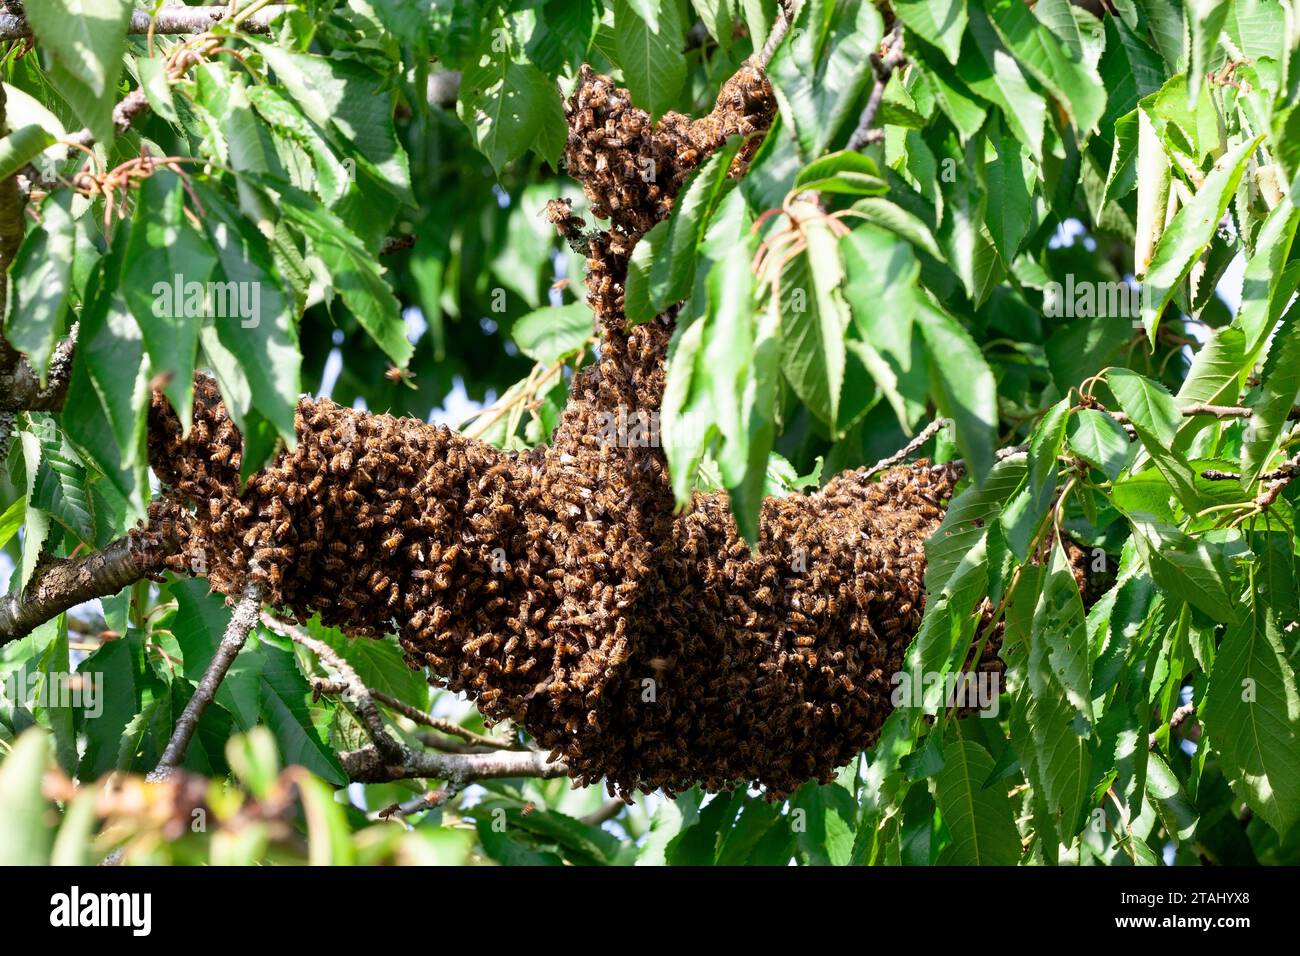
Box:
[147,62,977,798]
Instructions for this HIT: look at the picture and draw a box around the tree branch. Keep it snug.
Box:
[846,26,905,152]
[340,743,568,785]
[863,417,948,480]
[148,581,263,780]
[0,529,175,647]
[0,323,78,413]
[0,5,291,41]
[755,0,805,69]
[262,612,406,765]
[1149,701,1196,751]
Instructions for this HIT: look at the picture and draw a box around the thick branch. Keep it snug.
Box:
[0,5,291,40]
[340,744,568,785]
[149,581,262,780]
[0,323,78,413]
[0,531,174,647]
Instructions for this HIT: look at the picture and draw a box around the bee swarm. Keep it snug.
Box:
[147,61,970,798]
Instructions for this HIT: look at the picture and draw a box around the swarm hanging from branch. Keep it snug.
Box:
[148,58,969,799]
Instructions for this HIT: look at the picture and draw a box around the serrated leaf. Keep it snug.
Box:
[932,738,1020,865]
[1141,136,1263,344]
[1201,586,1300,835]
[1067,409,1132,480]
[916,301,996,483]
[612,0,686,118]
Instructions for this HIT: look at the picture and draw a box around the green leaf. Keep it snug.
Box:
[30,423,93,542]
[987,0,1105,135]
[1109,368,1203,512]
[1233,197,1300,357]
[895,0,968,65]
[250,638,348,787]
[1126,514,1237,623]
[79,226,149,472]
[24,0,133,143]
[0,497,23,550]
[0,729,53,865]
[0,124,55,181]
[849,196,945,261]
[841,224,925,430]
[6,191,76,384]
[1172,325,1246,452]
[612,0,686,118]
[1030,541,1093,721]
[458,55,566,173]
[254,44,412,203]
[1145,750,1200,844]
[961,2,1047,160]
[476,819,563,866]
[275,187,413,368]
[123,172,219,431]
[1244,306,1300,483]
[1108,368,1179,446]
[199,189,302,446]
[1141,136,1263,344]
[77,630,167,779]
[983,121,1036,266]
[916,301,997,483]
[297,773,355,865]
[1012,680,1091,842]
[1201,585,1300,835]
[931,738,1020,865]
[793,150,887,195]
[791,781,856,865]
[1067,409,1132,480]
[779,220,850,430]
[309,619,429,711]
[625,139,741,323]
[924,456,1026,595]
[136,56,178,124]
[511,303,594,363]
[17,429,50,590]
[1186,0,1231,109]
[1003,399,1068,560]
[768,0,883,158]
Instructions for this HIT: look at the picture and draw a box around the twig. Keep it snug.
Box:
[148,581,262,780]
[370,689,518,751]
[845,26,906,152]
[863,417,948,480]
[262,612,405,764]
[377,785,462,820]
[581,799,627,827]
[1109,402,1260,424]
[755,0,805,70]
[1148,702,1196,751]
[1253,450,1300,511]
